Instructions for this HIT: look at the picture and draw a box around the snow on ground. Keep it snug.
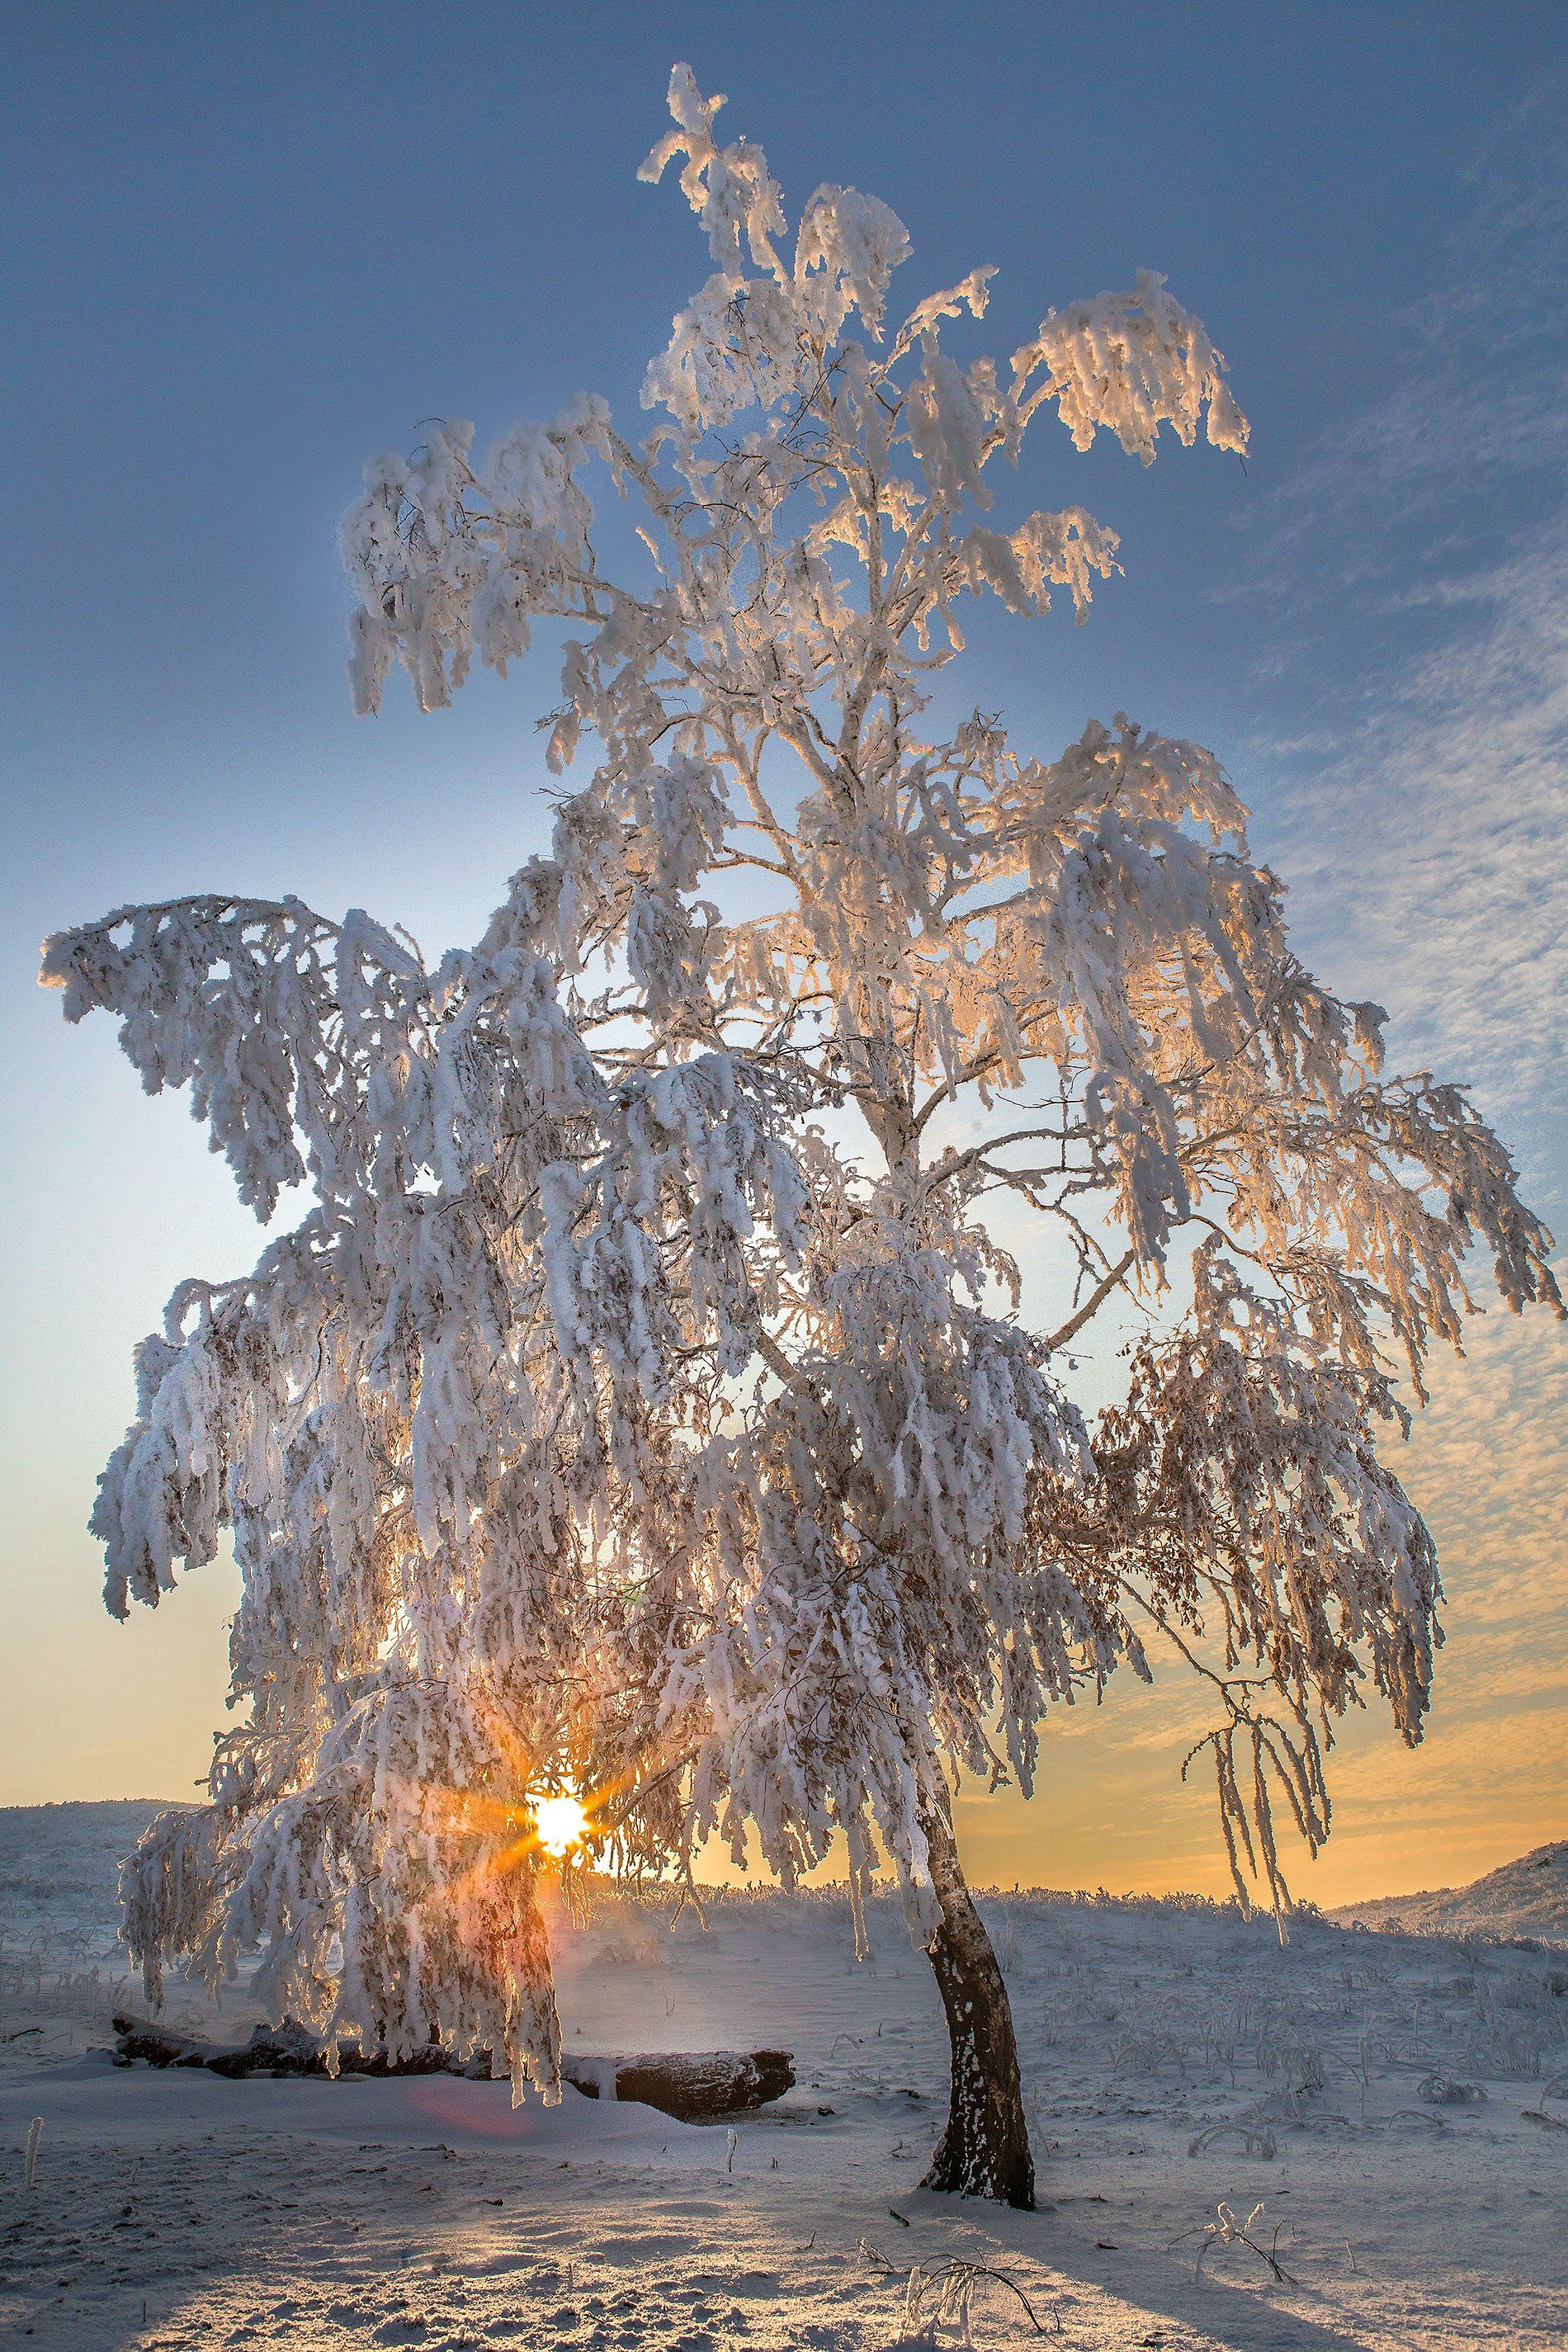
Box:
[1329,1842,1568,1945]
[0,1804,166,1960]
[2,1816,1566,2350]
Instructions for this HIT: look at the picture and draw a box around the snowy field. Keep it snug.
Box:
[2,1810,1566,2351]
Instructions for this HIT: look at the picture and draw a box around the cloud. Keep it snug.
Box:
[1267,530,1568,1145]
[1219,76,1567,1152]
[1203,78,1568,1266]
[1405,1302,1568,1611]
[952,89,1568,1909]
[1244,74,1568,602]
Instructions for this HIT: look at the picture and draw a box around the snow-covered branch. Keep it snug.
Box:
[45,62,1559,2118]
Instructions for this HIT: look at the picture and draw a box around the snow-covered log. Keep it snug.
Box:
[110,2015,793,2117]
[562,2048,795,2120]
[112,2014,460,2078]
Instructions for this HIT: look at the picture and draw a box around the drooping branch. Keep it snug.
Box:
[42,58,1559,2136]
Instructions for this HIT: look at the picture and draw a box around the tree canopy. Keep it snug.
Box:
[43,64,1560,2112]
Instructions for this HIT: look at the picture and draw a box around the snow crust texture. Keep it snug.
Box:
[3,1866,1566,2351]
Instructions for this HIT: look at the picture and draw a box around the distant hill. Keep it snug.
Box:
[0,1800,172,1953]
[1329,1840,1568,1944]
[5,1802,1566,1954]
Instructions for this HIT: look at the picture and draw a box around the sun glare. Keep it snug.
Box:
[532,1792,590,1858]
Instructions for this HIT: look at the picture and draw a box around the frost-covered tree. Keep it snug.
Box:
[45,66,1560,2209]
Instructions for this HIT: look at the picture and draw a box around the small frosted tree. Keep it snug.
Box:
[45,66,1559,2208]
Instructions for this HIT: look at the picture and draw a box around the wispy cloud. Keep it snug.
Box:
[1007,86,1568,1905]
[1272,529,1568,1141]
[1238,76,1568,1168]
[1244,74,1568,607]
[1405,1302,1568,1614]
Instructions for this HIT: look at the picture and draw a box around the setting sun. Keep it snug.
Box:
[531,1792,590,1858]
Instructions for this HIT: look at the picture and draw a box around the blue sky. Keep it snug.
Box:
[3,3,1564,1896]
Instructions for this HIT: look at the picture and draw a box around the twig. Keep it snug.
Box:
[1176,2200,1296,2286]
[900,2256,1064,2337]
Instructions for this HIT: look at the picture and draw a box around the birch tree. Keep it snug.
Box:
[44,64,1560,2208]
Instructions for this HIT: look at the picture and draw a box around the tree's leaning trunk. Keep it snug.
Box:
[918,1793,1035,2209]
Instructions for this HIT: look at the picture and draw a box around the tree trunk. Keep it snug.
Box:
[918,1795,1036,2209]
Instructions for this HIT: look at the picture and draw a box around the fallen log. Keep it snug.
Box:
[111,2016,449,2079]
[110,2015,794,2119]
[563,2047,795,2120]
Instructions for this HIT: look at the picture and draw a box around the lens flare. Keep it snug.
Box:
[531,1792,589,1857]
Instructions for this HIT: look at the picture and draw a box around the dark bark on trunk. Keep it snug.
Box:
[918,1796,1036,2209]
